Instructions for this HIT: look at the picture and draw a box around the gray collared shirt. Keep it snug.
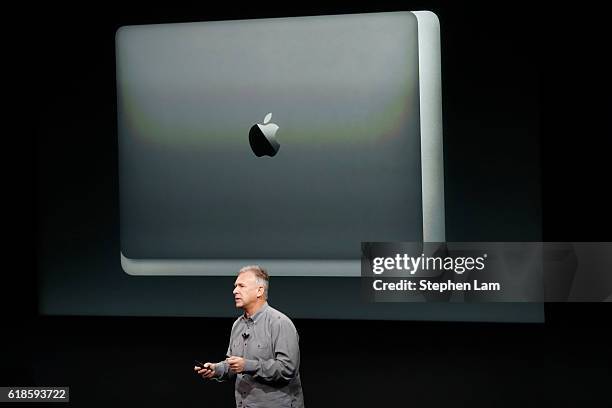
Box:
[214,302,305,408]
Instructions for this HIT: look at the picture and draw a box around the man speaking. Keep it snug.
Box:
[195,265,305,407]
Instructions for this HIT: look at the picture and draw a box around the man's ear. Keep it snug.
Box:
[257,286,264,298]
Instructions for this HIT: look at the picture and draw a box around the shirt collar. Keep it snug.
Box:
[243,301,269,323]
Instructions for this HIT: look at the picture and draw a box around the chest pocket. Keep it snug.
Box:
[241,337,273,360]
[232,339,246,357]
[257,339,275,360]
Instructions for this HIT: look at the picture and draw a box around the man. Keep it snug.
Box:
[195,265,305,408]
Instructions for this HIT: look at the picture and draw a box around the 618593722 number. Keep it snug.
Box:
[1,387,69,402]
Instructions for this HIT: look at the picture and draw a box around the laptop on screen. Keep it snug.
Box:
[116,10,444,276]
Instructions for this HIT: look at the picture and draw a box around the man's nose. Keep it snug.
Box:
[233,287,238,294]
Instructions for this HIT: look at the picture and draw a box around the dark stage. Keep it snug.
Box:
[5,1,611,406]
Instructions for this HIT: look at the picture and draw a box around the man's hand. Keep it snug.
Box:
[226,356,246,373]
[194,362,216,379]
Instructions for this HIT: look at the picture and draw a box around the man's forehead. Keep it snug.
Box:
[235,271,256,284]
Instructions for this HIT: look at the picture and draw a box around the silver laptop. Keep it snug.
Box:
[116,10,444,276]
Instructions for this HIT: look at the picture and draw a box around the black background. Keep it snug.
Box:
[6,1,612,407]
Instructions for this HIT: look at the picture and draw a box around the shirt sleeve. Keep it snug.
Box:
[213,360,235,382]
[242,317,300,384]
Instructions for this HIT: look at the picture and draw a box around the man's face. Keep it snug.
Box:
[233,271,262,309]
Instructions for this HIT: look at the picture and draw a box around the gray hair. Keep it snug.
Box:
[238,265,269,299]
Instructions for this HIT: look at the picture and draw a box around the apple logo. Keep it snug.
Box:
[249,112,280,157]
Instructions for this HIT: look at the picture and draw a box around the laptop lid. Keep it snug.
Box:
[116,11,444,275]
